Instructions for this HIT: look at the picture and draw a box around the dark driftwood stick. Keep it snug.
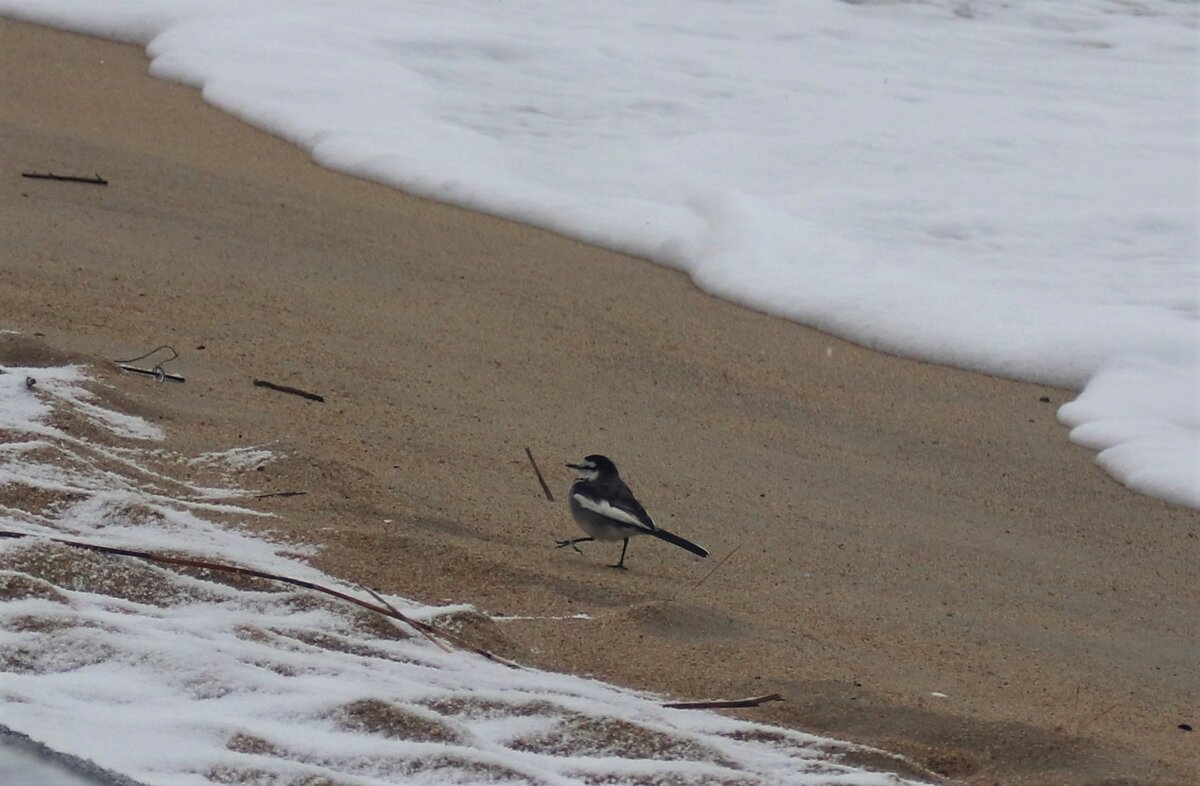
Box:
[253,379,325,402]
[662,693,784,710]
[524,447,555,501]
[22,171,108,186]
[253,491,307,499]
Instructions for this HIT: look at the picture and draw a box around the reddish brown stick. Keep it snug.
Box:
[525,447,555,501]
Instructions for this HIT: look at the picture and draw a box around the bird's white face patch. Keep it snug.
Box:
[573,460,599,481]
[573,493,650,531]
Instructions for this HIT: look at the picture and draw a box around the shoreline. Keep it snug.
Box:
[2,17,1197,786]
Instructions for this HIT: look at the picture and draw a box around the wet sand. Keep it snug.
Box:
[1,17,1196,785]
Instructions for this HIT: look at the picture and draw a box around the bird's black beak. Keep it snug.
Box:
[566,463,582,469]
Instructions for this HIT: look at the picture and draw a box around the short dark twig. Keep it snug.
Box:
[663,693,784,710]
[253,379,325,402]
[252,491,307,499]
[22,171,108,186]
[524,447,554,501]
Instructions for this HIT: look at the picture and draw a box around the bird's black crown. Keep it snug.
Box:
[569,454,619,475]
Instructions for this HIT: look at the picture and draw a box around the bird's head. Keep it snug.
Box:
[566,454,618,481]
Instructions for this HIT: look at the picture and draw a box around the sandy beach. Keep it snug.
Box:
[1,17,1196,785]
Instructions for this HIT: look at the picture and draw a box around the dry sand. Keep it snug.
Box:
[1,17,1197,786]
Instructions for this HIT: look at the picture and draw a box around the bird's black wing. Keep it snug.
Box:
[602,477,658,532]
[572,479,657,534]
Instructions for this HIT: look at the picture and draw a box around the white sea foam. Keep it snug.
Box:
[1,0,1196,506]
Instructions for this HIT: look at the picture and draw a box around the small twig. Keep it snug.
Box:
[115,345,185,384]
[525,447,554,501]
[365,588,453,653]
[663,693,784,710]
[392,602,522,668]
[117,365,186,383]
[373,597,523,669]
[253,491,307,499]
[692,542,741,589]
[22,171,108,186]
[452,641,523,670]
[1078,701,1123,732]
[253,379,325,402]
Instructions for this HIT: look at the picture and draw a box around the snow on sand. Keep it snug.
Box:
[0,367,925,784]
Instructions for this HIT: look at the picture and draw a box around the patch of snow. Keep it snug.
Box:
[493,613,593,622]
[0,372,926,783]
[191,446,277,472]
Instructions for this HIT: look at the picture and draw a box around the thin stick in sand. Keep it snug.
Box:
[22,171,108,185]
[253,378,325,402]
[525,446,555,501]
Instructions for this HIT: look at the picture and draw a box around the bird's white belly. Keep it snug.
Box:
[569,501,645,541]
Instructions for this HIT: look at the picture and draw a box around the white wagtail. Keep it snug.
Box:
[557,454,708,570]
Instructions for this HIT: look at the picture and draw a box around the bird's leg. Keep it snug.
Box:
[609,538,630,570]
[556,536,594,555]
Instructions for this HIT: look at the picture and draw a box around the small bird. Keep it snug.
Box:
[558,454,708,569]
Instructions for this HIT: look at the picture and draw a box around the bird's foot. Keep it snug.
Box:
[607,562,629,571]
[556,539,584,555]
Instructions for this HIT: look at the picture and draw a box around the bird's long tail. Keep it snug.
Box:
[651,528,708,558]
